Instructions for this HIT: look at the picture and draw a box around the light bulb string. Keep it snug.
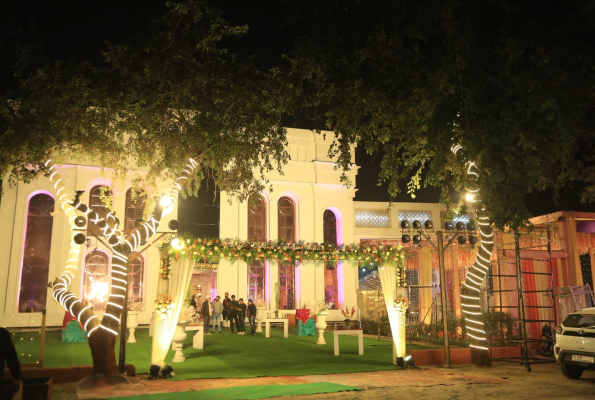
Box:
[450,145,495,352]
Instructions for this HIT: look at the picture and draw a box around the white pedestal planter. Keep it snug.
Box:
[172,322,188,362]
[126,311,139,343]
[255,308,267,333]
[315,311,328,345]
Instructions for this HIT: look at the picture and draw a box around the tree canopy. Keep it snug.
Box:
[285,0,595,228]
[2,0,595,228]
[0,0,291,200]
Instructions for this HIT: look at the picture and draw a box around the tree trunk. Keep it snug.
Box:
[471,347,492,367]
[88,328,118,374]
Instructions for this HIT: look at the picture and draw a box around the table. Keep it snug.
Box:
[265,318,289,338]
[185,324,204,349]
[333,329,364,356]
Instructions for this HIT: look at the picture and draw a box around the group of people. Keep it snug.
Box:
[190,292,258,335]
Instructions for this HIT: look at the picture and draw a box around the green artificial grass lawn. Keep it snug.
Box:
[13,327,438,380]
[113,383,361,400]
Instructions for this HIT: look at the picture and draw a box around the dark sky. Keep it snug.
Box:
[4,0,595,221]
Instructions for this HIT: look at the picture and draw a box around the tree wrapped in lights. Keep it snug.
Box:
[45,157,198,374]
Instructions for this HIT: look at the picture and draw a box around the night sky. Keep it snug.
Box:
[3,0,595,231]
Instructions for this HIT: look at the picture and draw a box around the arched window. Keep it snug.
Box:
[88,185,112,236]
[278,196,295,309]
[128,252,144,302]
[19,193,54,312]
[323,209,338,308]
[83,252,109,312]
[124,189,146,234]
[248,194,267,242]
[278,197,295,242]
[247,195,266,301]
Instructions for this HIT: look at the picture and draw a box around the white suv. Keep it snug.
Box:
[554,307,595,379]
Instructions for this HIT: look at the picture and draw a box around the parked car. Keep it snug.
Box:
[554,307,595,379]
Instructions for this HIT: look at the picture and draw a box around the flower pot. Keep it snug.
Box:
[315,311,328,345]
[127,311,139,343]
[255,308,266,333]
[172,321,188,362]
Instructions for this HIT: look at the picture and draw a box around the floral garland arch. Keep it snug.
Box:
[160,236,408,286]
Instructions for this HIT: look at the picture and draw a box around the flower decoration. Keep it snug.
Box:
[128,301,145,312]
[161,236,407,285]
[159,256,172,280]
[255,298,267,309]
[306,300,333,318]
[155,294,174,314]
[178,304,196,323]
[394,297,409,314]
[340,306,356,320]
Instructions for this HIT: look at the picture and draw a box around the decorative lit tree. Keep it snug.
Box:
[1,1,290,374]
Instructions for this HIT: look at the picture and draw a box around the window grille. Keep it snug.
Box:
[398,210,432,225]
[355,210,390,228]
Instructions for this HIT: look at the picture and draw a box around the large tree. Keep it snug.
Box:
[1,0,291,374]
[282,0,595,364]
[284,0,595,229]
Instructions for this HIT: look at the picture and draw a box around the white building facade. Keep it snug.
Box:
[0,127,451,328]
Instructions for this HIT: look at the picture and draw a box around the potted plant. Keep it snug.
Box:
[305,300,333,345]
[255,298,267,332]
[340,306,356,330]
[172,304,196,362]
[127,301,145,343]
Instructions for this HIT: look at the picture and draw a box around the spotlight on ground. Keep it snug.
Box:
[468,235,478,245]
[74,216,86,227]
[456,221,466,231]
[74,233,86,245]
[412,220,422,230]
[168,219,179,230]
[401,234,411,244]
[457,235,467,245]
[400,220,410,230]
[444,221,454,231]
[424,220,433,230]
[413,234,422,245]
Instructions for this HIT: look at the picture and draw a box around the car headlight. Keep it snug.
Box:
[556,325,563,335]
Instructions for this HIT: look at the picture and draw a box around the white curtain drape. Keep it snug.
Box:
[378,265,406,361]
[151,257,195,367]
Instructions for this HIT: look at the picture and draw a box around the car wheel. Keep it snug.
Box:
[561,364,584,379]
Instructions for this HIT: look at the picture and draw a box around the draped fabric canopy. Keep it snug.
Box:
[151,257,195,367]
[378,266,406,360]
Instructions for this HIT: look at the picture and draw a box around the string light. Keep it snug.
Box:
[451,144,494,353]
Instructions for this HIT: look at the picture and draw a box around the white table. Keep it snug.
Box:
[333,329,364,356]
[265,318,289,338]
[185,324,204,349]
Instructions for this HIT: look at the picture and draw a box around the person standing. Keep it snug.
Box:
[237,298,247,335]
[247,299,257,335]
[201,297,212,335]
[1,327,21,398]
[228,295,240,333]
[222,292,231,328]
[211,296,223,334]
[190,294,198,310]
